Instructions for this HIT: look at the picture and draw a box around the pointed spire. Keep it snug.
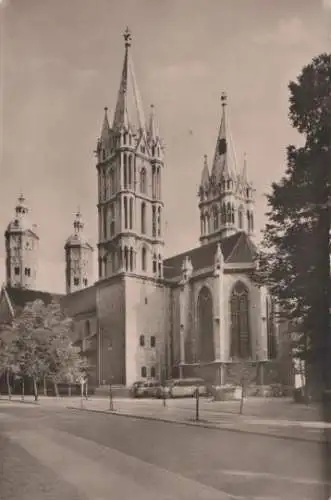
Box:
[147,104,159,141]
[101,106,110,139]
[112,28,146,134]
[200,154,210,187]
[210,92,237,183]
[242,152,248,183]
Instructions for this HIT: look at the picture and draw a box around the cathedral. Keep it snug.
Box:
[0,29,283,390]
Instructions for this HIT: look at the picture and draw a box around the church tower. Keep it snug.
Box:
[95,28,165,281]
[65,209,93,294]
[5,194,39,289]
[198,93,255,245]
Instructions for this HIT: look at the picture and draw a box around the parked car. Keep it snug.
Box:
[166,378,208,398]
[130,381,145,398]
[155,384,171,399]
[132,380,160,398]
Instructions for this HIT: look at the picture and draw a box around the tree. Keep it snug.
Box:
[255,53,331,400]
[11,299,85,401]
[226,360,257,415]
[0,324,16,399]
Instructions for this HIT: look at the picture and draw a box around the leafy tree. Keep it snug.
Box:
[0,324,16,399]
[255,53,331,399]
[11,299,87,400]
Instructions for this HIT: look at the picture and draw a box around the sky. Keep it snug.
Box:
[0,0,330,293]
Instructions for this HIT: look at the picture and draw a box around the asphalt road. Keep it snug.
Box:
[0,402,328,500]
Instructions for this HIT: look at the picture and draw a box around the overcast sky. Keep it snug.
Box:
[0,0,330,293]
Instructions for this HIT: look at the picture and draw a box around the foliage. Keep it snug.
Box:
[0,299,88,399]
[254,53,331,390]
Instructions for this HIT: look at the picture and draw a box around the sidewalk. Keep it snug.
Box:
[66,397,328,443]
[1,394,328,442]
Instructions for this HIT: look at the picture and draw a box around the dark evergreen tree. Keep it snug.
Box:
[256,53,331,400]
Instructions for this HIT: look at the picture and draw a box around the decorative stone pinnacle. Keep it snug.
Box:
[124,27,132,47]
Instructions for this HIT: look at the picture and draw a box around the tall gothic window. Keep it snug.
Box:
[226,202,231,223]
[128,155,133,189]
[124,197,128,229]
[124,246,129,271]
[152,206,156,237]
[230,281,251,359]
[140,168,146,194]
[141,246,147,271]
[141,202,146,234]
[123,154,128,189]
[238,206,244,230]
[212,205,218,231]
[157,207,161,237]
[221,203,226,225]
[197,286,215,363]
[129,197,133,230]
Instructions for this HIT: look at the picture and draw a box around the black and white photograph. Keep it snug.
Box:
[0,1,330,499]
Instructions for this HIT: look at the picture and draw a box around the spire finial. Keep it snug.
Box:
[104,106,108,113]
[124,27,132,48]
[221,91,227,107]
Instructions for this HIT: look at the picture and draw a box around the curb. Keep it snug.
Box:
[66,406,326,444]
[0,399,39,405]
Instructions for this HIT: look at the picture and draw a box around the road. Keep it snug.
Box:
[0,401,328,500]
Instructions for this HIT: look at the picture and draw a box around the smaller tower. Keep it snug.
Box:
[5,194,39,289]
[65,209,93,294]
[198,93,255,245]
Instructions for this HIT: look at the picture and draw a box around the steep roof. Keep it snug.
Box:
[210,92,237,183]
[163,231,256,280]
[112,27,146,134]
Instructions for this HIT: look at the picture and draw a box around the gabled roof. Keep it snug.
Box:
[164,231,255,280]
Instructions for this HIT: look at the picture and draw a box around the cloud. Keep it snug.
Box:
[253,17,306,46]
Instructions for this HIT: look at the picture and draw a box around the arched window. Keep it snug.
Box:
[85,320,90,337]
[197,287,215,363]
[157,167,161,198]
[152,206,156,237]
[226,202,231,223]
[150,366,156,378]
[103,206,107,239]
[212,205,218,231]
[124,197,128,229]
[124,246,129,271]
[129,197,133,230]
[221,204,226,225]
[157,207,161,237]
[238,206,244,230]
[141,366,147,377]
[129,247,134,271]
[110,169,114,195]
[128,155,132,188]
[231,204,235,224]
[141,202,146,234]
[139,335,145,347]
[123,154,128,188]
[230,281,251,359]
[140,167,146,194]
[141,247,147,271]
